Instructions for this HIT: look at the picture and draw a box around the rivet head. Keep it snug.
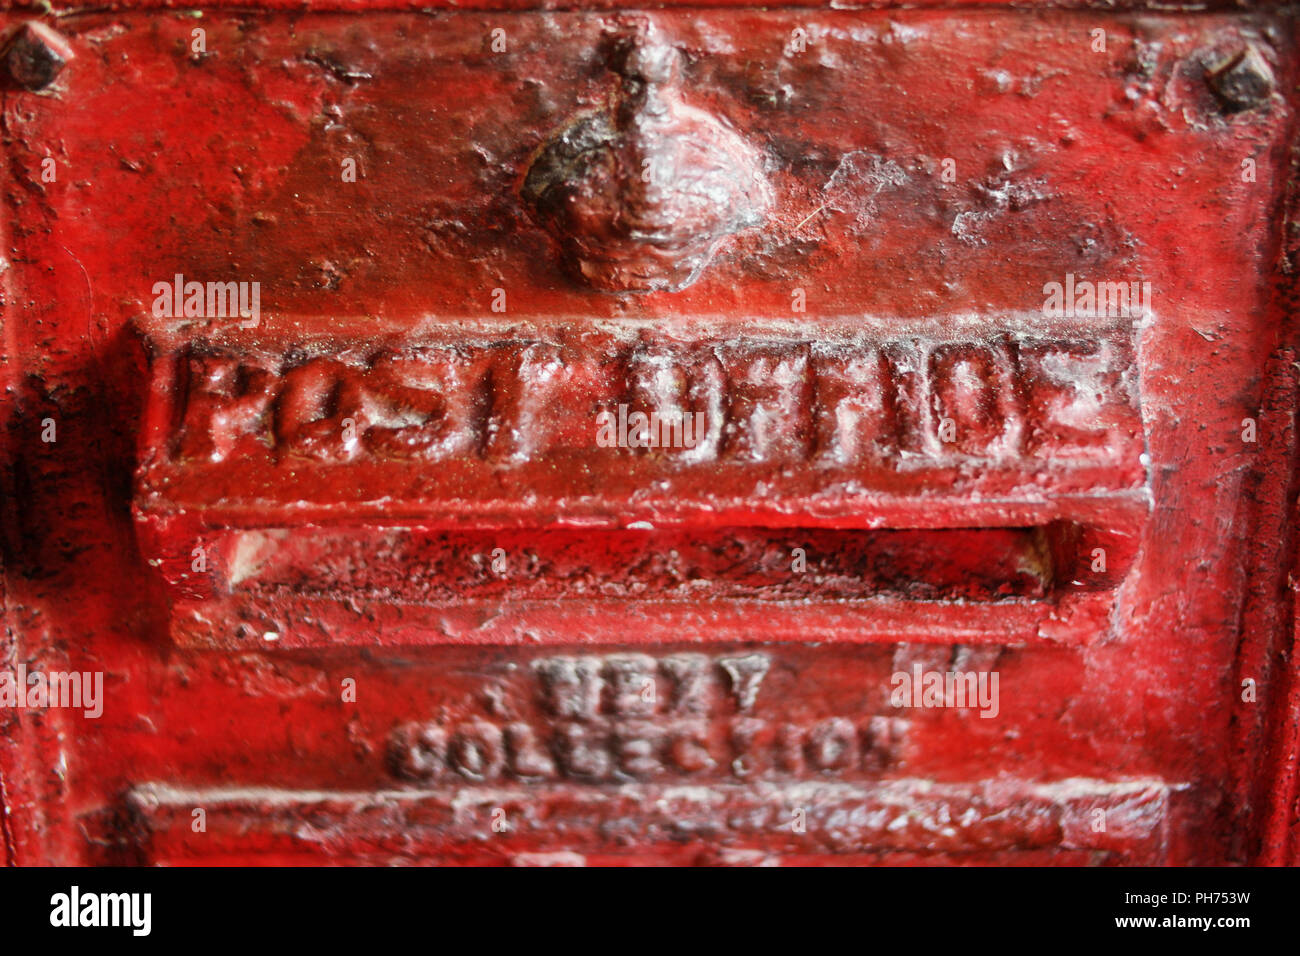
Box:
[1207,44,1274,113]
[3,22,74,91]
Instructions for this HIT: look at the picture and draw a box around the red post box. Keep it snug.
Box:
[0,0,1297,866]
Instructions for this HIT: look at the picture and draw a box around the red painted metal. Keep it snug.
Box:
[1,1,1298,865]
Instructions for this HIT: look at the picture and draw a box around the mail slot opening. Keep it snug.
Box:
[190,521,1129,607]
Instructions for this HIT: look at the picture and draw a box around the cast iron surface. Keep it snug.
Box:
[0,2,1297,865]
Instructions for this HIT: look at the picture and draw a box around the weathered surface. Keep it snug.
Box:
[1,21,74,91]
[0,3,1297,866]
[522,21,773,291]
[122,778,1172,865]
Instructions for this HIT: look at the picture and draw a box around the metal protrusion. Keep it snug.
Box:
[1207,44,1274,113]
[3,22,74,91]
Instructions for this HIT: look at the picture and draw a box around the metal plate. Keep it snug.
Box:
[1,5,1297,865]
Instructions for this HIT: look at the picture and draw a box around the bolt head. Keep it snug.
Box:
[3,22,74,91]
[1207,44,1274,113]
